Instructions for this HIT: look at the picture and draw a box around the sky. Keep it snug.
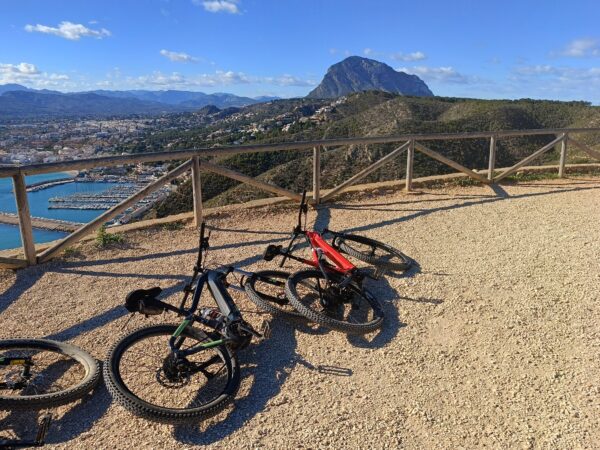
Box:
[2,0,600,102]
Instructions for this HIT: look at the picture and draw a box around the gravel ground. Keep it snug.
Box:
[1,177,599,449]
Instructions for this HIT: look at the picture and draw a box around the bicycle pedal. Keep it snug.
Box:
[260,320,272,340]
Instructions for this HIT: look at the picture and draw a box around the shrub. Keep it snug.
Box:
[95,225,124,248]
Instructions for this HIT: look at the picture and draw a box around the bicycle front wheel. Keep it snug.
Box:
[104,324,239,424]
[0,339,100,410]
[335,233,411,271]
[285,269,384,334]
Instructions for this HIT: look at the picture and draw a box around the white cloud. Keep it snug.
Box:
[196,0,240,14]
[513,65,558,76]
[559,38,600,57]
[362,48,427,62]
[124,70,314,89]
[160,49,198,63]
[0,62,40,76]
[264,74,316,87]
[397,65,471,84]
[24,21,111,40]
[390,51,426,62]
[0,62,71,88]
[513,64,600,81]
[508,64,600,102]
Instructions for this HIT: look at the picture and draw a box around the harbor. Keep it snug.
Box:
[46,182,172,224]
[0,169,175,250]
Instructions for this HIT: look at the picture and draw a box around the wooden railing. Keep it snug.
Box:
[1,127,600,268]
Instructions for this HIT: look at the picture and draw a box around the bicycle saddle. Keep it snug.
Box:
[125,287,163,313]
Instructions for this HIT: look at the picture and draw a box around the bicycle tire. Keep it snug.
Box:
[335,233,411,271]
[104,324,240,424]
[0,339,100,410]
[244,270,304,319]
[285,269,384,334]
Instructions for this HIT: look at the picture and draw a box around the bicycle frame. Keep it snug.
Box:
[124,223,264,358]
[266,191,358,278]
[282,230,356,275]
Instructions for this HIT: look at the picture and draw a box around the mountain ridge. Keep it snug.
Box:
[0,84,279,118]
[307,56,433,99]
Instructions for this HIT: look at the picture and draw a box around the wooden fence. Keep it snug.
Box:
[1,127,600,268]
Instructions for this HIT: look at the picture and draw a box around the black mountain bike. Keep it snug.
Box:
[103,223,285,424]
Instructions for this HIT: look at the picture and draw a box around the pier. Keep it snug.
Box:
[0,212,81,232]
[26,177,75,192]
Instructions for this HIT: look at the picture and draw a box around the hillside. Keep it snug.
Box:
[148,92,600,216]
[307,56,433,98]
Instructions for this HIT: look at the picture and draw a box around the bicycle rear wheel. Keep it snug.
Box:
[285,269,384,334]
[335,233,411,271]
[104,324,239,424]
[0,339,100,410]
[244,270,304,319]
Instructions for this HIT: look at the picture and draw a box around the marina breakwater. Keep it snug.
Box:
[26,177,75,192]
[0,212,80,232]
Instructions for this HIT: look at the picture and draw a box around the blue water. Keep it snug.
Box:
[0,223,67,251]
[0,173,116,250]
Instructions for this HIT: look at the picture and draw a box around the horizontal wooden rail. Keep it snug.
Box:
[2,127,600,178]
[0,256,27,270]
[2,125,599,269]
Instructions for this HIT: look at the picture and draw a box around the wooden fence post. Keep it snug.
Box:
[488,135,497,181]
[12,173,37,265]
[192,157,203,226]
[405,140,415,192]
[558,134,568,177]
[313,146,321,204]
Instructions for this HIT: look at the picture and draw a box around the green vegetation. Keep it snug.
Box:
[147,92,600,217]
[95,225,124,248]
[161,221,184,231]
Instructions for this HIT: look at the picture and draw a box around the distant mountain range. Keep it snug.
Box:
[0,85,279,119]
[307,56,433,98]
[0,56,434,118]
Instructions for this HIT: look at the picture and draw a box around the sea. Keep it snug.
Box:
[0,173,116,251]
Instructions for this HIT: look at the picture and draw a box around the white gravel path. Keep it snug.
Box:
[1,177,599,449]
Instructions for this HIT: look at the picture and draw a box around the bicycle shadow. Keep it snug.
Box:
[0,369,111,446]
[172,316,300,445]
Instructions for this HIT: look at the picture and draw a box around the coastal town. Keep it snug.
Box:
[0,96,346,165]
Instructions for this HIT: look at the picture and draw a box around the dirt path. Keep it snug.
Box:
[1,177,599,449]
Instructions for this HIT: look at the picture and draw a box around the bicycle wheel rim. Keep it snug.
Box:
[0,339,99,410]
[104,324,239,423]
[286,270,384,334]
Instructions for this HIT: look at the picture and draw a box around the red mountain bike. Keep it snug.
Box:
[257,192,411,334]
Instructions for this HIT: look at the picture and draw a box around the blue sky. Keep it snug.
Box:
[1,0,600,102]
